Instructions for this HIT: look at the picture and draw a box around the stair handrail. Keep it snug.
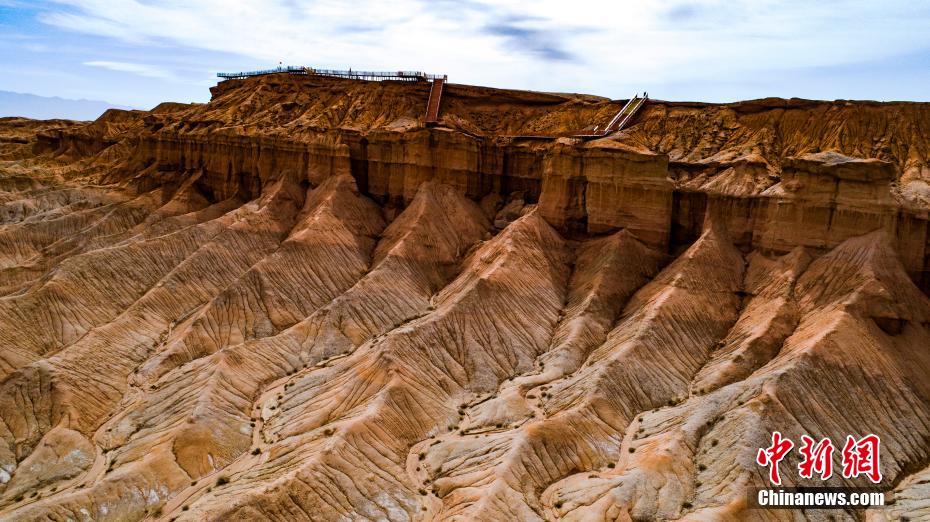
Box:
[605,95,641,131]
[614,95,648,132]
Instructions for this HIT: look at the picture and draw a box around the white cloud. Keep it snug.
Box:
[36,1,930,99]
[83,60,176,80]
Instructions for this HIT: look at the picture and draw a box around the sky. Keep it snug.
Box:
[0,0,928,113]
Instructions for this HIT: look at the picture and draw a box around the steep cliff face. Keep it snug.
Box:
[1,75,930,521]
[35,75,930,283]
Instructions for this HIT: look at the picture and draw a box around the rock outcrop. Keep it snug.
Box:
[1,74,929,521]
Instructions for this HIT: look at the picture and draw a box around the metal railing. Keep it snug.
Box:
[574,93,649,138]
[610,94,648,132]
[217,66,447,82]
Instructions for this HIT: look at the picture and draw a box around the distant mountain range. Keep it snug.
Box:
[0,90,135,121]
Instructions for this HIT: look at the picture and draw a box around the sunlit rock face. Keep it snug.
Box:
[1,77,930,521]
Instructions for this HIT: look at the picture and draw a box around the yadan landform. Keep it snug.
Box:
[1,70,929,521]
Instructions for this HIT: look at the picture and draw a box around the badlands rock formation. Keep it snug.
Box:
[0,75,929,521]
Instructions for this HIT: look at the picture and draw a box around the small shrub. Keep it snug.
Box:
[216,475,230,486]
[606,462,615,469]
[251,448,261,455]
[698,464,707,472]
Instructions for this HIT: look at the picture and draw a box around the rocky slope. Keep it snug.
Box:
[1,74,929,521]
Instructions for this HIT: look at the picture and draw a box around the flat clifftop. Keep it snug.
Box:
[2,76,930,520]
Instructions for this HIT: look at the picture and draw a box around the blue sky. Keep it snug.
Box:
[1,0,928,111]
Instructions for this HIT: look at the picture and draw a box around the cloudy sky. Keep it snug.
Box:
[1,0,928,111]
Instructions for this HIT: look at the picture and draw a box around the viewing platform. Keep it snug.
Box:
[217,66,447,82]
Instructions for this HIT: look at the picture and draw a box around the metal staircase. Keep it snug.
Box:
[424,78,445,126]
[604,94,647,132]
[575,93,648,138]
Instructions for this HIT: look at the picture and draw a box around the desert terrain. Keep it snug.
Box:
[0,73,929,521]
